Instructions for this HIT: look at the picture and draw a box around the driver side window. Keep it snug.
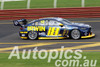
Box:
[48,20,61,26]
[38,20,48,26]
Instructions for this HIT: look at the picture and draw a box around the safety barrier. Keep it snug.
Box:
[0,7,100,20]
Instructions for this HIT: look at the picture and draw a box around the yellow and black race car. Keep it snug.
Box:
[13,17,95,40]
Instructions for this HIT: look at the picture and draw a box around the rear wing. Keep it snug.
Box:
[13,20,21,26]
[13,19,27,26]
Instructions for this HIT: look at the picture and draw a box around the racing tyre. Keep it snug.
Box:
[28,31,38,40]
[71,29,81,40]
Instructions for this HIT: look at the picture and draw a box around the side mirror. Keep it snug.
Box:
[59,24,64,27]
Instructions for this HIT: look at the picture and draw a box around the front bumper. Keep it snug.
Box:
[81,33,95,38]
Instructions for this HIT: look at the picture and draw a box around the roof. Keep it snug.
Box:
[39,17,63,21]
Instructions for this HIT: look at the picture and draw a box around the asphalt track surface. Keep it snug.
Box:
[0,18,100,52]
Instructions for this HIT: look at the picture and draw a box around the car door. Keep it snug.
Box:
[36,19,48,37]
[47,20,65,37]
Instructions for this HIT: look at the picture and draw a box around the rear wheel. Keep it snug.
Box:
[28,31,38,40]
[71,29,81,40]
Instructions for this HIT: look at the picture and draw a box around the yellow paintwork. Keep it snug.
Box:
[59,24,64,27]
[55,28,60,35]
[21,37,28,39]
[20,32,28,34]
[50,27,55,35]
[39,33,95,39]
[47,27,52,35]
[38,37,67,39]
[81,33,95,38]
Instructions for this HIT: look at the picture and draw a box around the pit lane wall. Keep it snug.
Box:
[0,7,100,20]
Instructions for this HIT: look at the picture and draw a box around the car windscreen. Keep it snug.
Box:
[61,19,71,24]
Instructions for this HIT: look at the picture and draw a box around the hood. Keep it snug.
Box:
[68,22,91,28]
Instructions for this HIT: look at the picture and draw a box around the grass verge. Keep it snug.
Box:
[1,0,100,9]
[0,51,100,67]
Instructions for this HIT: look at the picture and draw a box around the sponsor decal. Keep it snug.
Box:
[39,32,46,35]
[27,26,45,31]
[47,27,60,36]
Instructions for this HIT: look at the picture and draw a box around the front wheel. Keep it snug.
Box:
[28,31,38,40]
[70,29,81,40]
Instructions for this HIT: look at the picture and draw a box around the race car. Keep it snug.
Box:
[13,17,95,40]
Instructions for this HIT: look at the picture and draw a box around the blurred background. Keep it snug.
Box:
[0,0,100,10]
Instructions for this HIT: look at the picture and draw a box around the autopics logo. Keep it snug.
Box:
[8,46,97,67]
